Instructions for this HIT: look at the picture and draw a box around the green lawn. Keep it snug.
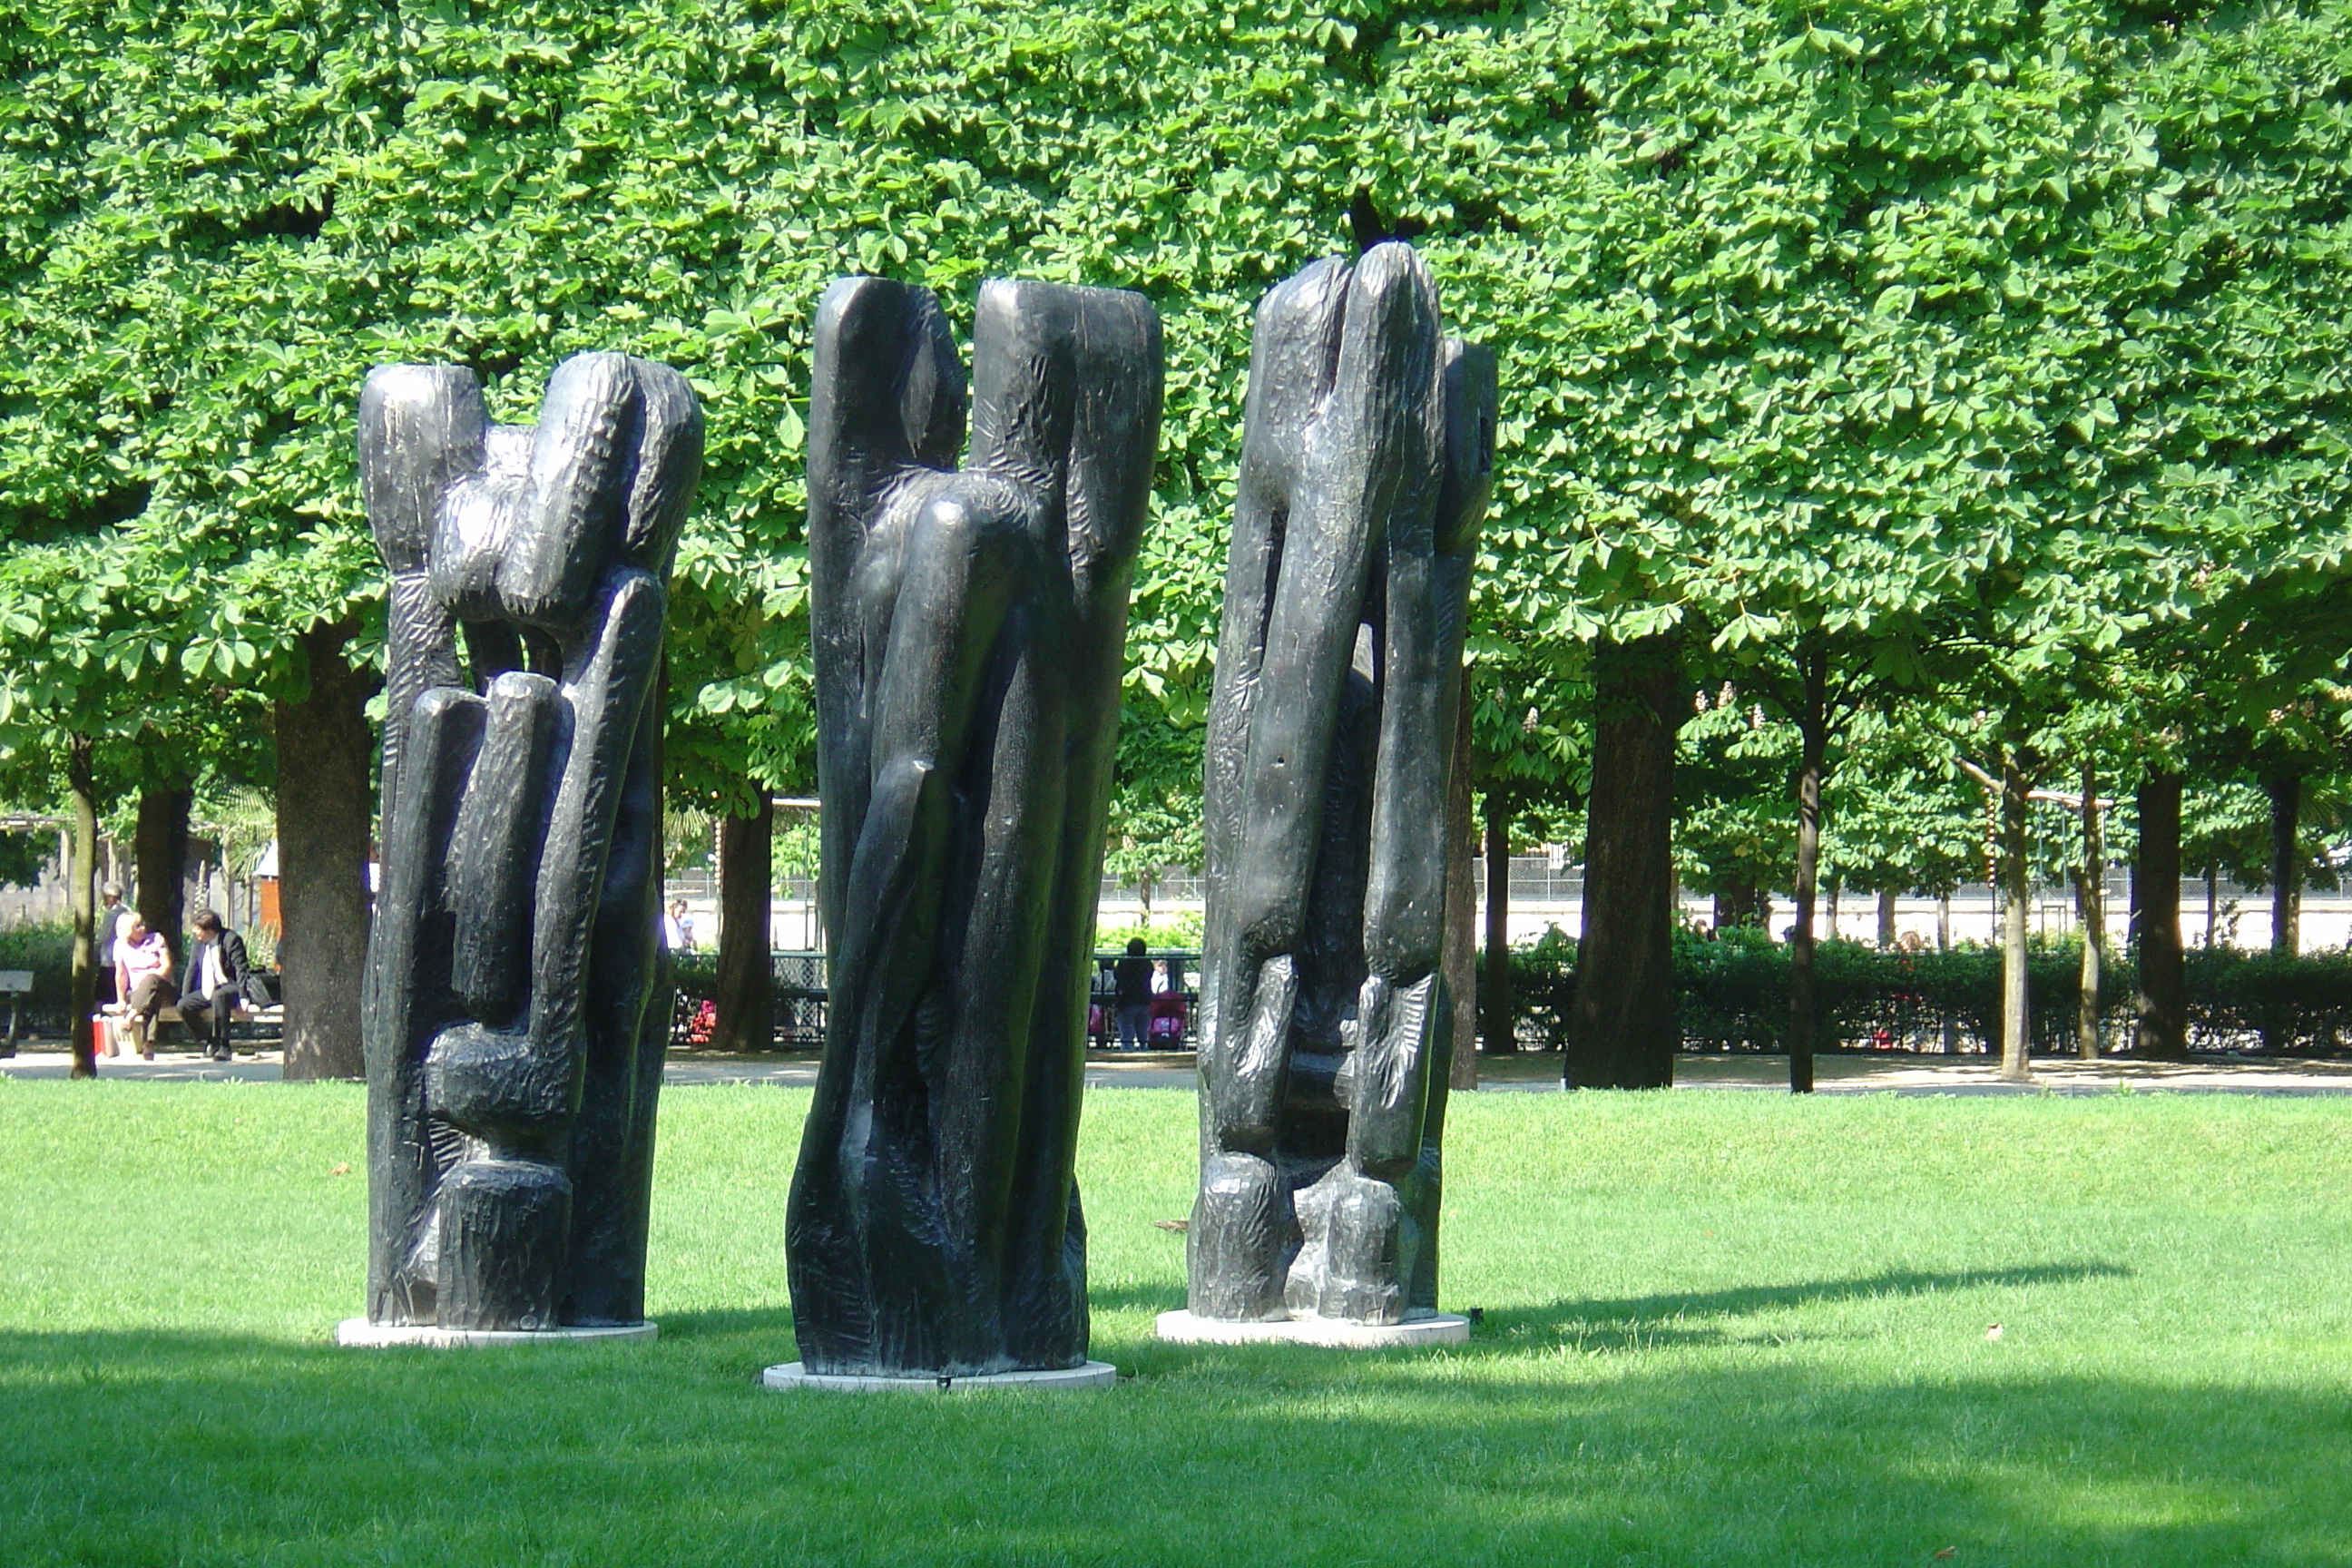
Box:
[4,1081,2349,1567]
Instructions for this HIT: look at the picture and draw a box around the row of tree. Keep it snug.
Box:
[5,1,2351,1083]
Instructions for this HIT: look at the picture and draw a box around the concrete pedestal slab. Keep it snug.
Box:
[760,1359,1119,1392]
[1155,1310,1472,1348]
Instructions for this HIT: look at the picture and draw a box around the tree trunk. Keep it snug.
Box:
[2132,770,2189,1061]
[1567,633,1681,1090]
[1788,643,1826,1094]
[1446,691,1479,1092]
[1998,750,2033,1083]
[277,622,378,1081]
[1876,887,1896,948]
[1480,789,1512,1054]
[712,791,775,1054]
[2076,760,2102,1061]
[134,783,192,945]
[67,737,98,1079]
[1936,888,1951,951]
[2203,864,2217,948]
[2267,774,2301,956]
[1713,881,1760,931]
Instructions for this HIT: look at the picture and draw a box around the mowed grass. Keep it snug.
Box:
[4,1082,2351,1567]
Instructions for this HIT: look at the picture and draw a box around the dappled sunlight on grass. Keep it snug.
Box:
[4,1081,2349,1564]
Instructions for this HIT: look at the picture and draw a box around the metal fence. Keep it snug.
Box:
[670,947,1205,1051]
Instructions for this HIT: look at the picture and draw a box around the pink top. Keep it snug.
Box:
[117,929,172,994]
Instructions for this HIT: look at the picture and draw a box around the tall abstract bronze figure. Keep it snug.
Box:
[1184,243,1494,1333]
[353,352,701,1338]
[784,278,1163,1378]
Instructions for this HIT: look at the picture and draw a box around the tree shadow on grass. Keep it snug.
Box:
[1112,1261,2134,1360]
[1091,1269,2144,1354]
[0,1318,2340,1567]
[1465,1260,2134,1352]
[1101,1259,2135,1363]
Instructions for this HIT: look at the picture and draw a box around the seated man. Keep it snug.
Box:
[113,916,177,1059]
[180,908,264,1063]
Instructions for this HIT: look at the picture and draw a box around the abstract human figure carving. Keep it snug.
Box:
[786,277,1162,1377]
[1189,243,1494,1328]
[357,352,701,1333]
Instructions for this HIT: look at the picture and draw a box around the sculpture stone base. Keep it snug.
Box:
[760,1360,1119,1393]
[1155,1310,1471,1349]
[337,1318,658,1348]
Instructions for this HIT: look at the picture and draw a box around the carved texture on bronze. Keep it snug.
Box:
[788,278,1163,1376]
[358,352,701,1330]
[1191,244,1495,1325]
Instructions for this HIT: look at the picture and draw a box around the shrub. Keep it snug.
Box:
[1499,926,1578,1048]
[1095,912,1205,953]
[0,922,77,1036]
[679,927,2352,1058]
[671,951,718,1007]
[2184,946,2352,1053]
[1477,927,2352,1057]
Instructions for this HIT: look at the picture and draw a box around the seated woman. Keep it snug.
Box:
[113,916,178,1060]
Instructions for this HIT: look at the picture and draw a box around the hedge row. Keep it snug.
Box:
[1497,927,2352,1056]
[0,923,72,1028]
[660,926,2352,1057]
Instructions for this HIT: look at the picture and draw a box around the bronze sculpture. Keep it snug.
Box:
[350,352,701,1340]
[1179,243,1494,1338]
[779,277,1162,1381]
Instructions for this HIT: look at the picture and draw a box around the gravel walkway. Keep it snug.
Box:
[9,1045,2352,1095]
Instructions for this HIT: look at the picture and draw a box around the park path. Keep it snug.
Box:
[0,1047,1197,1090]
[8,1047,2352,1095]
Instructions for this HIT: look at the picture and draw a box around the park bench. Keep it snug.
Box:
[97,995,284,1059]
[0,971,28,1057]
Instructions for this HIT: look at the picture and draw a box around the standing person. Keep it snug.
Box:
[1088,958,1115,1046]
[95,882,132,1005]
[1114,936,1153,1051]
[113,916,177,1060]
[179,909,261,1063]
[664,898,695,951]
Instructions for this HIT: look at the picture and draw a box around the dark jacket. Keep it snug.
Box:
[1113,955,1154,1008]
[183,929,264,1003]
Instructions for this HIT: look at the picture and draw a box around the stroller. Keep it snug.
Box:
[1147,990,1188,1045]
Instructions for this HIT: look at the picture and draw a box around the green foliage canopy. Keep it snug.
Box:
[5,0,2352,888]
